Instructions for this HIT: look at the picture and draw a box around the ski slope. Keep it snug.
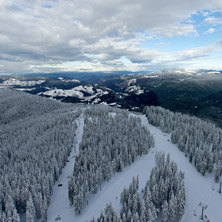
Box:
[47,111,222,222]
[47,113,84,222]
[139,115,222,222]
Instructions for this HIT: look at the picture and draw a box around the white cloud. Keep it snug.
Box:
[204,17,222,25]
[176,45,217,60]
[150,24,198,37]
[155,42,166,46]
[206,28,215,34]
[202,11,210,17]
[0,0,221,73]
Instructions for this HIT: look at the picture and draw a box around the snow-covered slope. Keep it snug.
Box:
[140,115,222,222]
[1,78,45,86]
[58,77,80,83]
[125,85,144,95]
[40,85,109,103]
[47,111,222,222]
[47,113,84,222]
[42,88,85,98]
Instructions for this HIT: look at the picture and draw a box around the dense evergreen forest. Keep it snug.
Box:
[1,89,218,222]
[0,89,80,222]
[91,152,185,222]
[144,106,222,182]
[68,107,154,215]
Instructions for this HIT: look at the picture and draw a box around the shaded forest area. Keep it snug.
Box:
[0,89,80,222]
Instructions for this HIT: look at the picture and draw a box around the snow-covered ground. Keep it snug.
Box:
[1,79,45,86]
[58,77,80,83]
[47,113,84,222]
[139,115,222,222]
[15,88,36,91]
[47,111,222,222]
[125,85,144,95]
[40,85,109,103]
[42,88,84,98]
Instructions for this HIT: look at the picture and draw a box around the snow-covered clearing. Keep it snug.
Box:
[47,112,222,222]
[139,115,222,222]
[47,113,84,222]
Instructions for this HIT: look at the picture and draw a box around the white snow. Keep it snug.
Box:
[125,85,144,95]
[15,88,36,91]
[92,98,101,104]
[96,89,103,93]
[109,112,116,118]
[83,90,108,102]
[47,111,222,222]
[74,85,94,94]
[1,79,45,86]
[125,85,139,92]
[47,113,84,222]
[41,85,109,102]
[127,78,137,86]
[108,102,117,106]
[135,89,144,95]
[100,102,108,106]
[0,86,8,89]
[42,88,84,98]
[143,75,159,78]
[140,115,222,222]
[58,77,80,83]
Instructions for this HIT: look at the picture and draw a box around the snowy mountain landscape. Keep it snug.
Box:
[1,88,222,222]
[1,70,222,128]
[1,0,222,221]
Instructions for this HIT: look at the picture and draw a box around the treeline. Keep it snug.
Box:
[91,152,185,222]
[144,106,222,181]
[0,89,72,125]
[0,89,80,222]
[68,107,154,215]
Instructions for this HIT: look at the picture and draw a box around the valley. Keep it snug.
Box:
[1,70,222,127]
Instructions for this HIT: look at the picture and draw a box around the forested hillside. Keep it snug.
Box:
[0,89,80,222]
[1,89,222,222]
[68,106,154,215]
[144,106,222,181]
[91,152,185,222]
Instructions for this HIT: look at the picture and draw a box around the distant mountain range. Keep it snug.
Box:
[1,70,222,127]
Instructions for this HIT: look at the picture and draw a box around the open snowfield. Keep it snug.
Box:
[47,111,222,222]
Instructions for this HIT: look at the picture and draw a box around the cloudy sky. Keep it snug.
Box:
[0,0,222,73]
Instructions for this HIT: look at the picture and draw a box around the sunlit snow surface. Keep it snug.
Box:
[2,79,45,86]
[41,85,109,102]
[47,113,84,222]
[47,111,222,222]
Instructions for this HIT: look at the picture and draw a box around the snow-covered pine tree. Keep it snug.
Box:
[0,89,81,221]
[144,105,222,181]
[69,107,154,214]
[26,195,36,222]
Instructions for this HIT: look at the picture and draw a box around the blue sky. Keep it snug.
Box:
[0,0,221,73]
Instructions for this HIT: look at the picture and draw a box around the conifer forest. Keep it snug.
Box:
[0,89,222,222]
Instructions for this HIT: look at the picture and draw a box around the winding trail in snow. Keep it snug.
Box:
[47,112,84,222]
[47,112,222,222]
